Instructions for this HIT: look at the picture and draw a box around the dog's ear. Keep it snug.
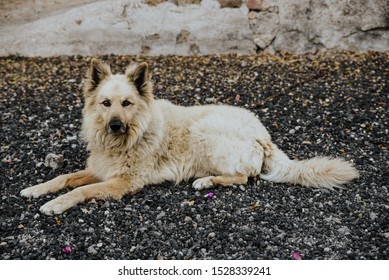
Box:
[126,62,153,101]
[83,58,111,97]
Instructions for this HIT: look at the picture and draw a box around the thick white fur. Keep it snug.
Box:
[260,145,360,190]
[85,100,269,184]
[20,59,359,215]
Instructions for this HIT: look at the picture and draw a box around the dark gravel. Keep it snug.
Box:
[0,52,388,260]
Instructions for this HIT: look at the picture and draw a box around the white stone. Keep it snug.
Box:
[87,245,98,255]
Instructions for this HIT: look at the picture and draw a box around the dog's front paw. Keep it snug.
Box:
[193,176,214,190]
[39,194,78,215]
[20,184,48,198]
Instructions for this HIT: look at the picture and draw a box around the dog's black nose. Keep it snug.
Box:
[109,119,123,133]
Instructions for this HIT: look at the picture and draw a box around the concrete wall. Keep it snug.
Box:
[0,0,388,56]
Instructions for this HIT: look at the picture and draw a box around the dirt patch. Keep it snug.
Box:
[0,0,97,26]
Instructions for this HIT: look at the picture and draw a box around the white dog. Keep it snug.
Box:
[21,59,359,215]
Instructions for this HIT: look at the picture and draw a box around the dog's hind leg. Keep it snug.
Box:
[20,170,99,198]
[39,177,142,215]
[192,173,248,190]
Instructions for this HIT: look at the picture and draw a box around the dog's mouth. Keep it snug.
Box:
[107,119,128,135]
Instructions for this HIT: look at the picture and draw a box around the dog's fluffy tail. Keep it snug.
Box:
[260,143,359,189]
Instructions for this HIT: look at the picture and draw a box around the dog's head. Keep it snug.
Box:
[81,59,154,150]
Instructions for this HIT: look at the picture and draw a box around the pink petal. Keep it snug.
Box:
[61,245,72,254]
[291,251,302,260]
[207,192,215,199]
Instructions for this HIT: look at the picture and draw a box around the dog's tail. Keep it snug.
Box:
[260,142,359,189]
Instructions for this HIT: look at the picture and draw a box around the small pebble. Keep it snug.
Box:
[369,212,377,221]
[44,153,64,169]
[338,226,350,235]
[156,211,166,220]
[205,97,217,103]
[88,245,98,255]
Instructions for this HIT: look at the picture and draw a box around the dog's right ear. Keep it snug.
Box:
[83,58,111,97]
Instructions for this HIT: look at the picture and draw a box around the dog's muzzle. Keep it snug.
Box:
[108,119,127,134]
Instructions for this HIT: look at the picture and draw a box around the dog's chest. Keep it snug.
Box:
[86,151,130,181]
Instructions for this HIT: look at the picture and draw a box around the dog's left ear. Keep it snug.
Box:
[126,62,153,101]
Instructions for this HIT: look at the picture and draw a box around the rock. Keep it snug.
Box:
[87,245,98,255]
[145,0,166,6]
[205,97,217,103]
[338,226,351,235]
[218,0,242,8]
[174,0,202,5]
[102,201,110,208]
[248,11,257,20]
[156,211,166,220]
[44,153,64,169]
[146,0,204,6]
[250,9,279,50]
[66,135,77,141]
[36,162,45,168]
[176,30,191,44]
[247,0,262,11]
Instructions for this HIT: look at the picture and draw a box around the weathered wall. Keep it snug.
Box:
[0,0,388,56]
[252,0,389,53]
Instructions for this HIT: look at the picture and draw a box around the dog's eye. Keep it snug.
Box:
[102,100,111,107]
[122,100,132,107]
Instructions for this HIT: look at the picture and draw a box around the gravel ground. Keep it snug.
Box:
[0,52,388,260]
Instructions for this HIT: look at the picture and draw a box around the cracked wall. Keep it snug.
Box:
[0,0,388,56]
